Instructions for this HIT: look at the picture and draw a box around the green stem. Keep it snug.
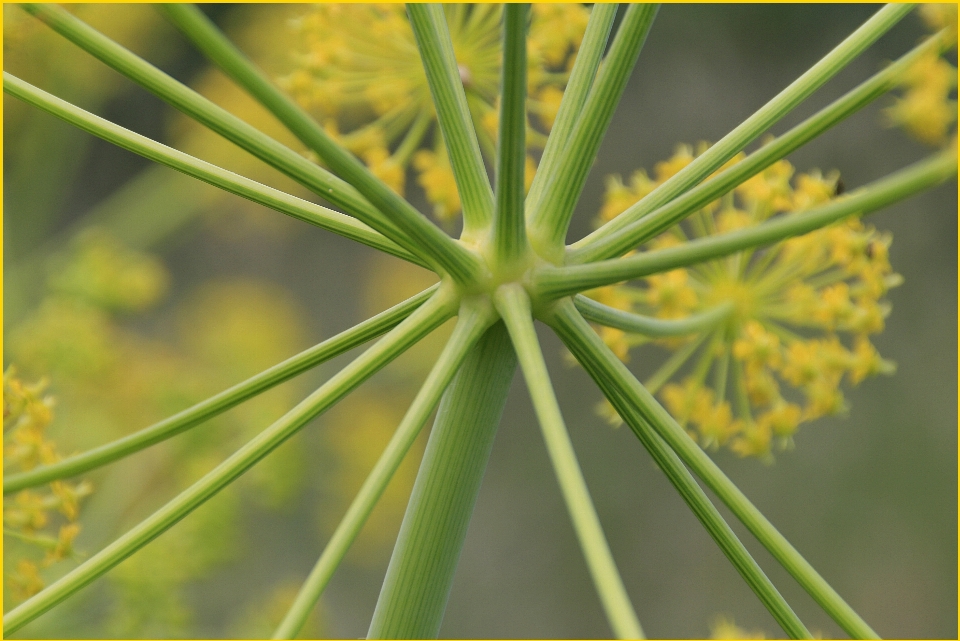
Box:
[492,4,530,265]
[644,332,711,396]
[2,72,424,268]
[546,300,811,639]
[570,23,947,263]
[545,300,876,639]
[155,2,484,285]
[273,299,495,640]
[529,4,659,260]
[525,3,617,219]
[536,148,957,299]
[575,296,733,337]
[2,290,457,637]
[496,285,644,640]
[21,3,431,267]
[407,3,494,237]
[3,286,438,494]
[572,2,914,257]
[368,322,517,639]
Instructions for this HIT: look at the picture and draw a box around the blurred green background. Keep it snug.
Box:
[3,4,956,639]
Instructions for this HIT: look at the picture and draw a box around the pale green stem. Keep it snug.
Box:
[529,4,659,260]
[368,322,517,639]
[153,2,484,285]
[407,3,494,236]
[570,23,947,263]
[3,286,438,494]
[2,72,424,267]
[575,296,733,337]
[544,300,876,639]
[273,299,495,639]
[492,4,530,265]
[21,3,434,268]
[525,3,617,218]
[644,332,711,395]
[573,2,914,257]
[546,299,811,639]
[496,285,644,640]
[536,148,957,299]
[2,290,457,636]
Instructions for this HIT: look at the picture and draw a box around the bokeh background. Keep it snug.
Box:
[3,4,956,639]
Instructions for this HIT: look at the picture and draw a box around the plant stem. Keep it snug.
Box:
[492,4,529,266]
[273,299,495,639]
[525,3,617,219]
[545,300,877,639]
[408,4,494,237]
[546,300,811,639]
[574,2,914,255]
[21,3,433,267]
[2,291,456,637]
[155,3,485,285]
[496,285,644,640]
[2,72,424,267]
[575,296,733,337]
[368,321,517,639]
[528,3,659,259]
[569,24,949,263]
[3,286,438,494]
[536,147,958,299]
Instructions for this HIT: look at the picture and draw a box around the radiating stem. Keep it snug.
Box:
[536,147,957,299]
[368,321,517,639]
[545,300,877,639]
[21,3,435,268]
[574,2,915,257]
[547,300,811,639]
[525,3,617,218]
[575,296,733,337]
[492,4,530,265]
[3,286,438,494]
[273,299,495,639]
[528,4,659,260]
[3,290,457,636]
[496,285,644,640]
[2,72,423,267]
[155,2,486,284]
[408,4,494,236]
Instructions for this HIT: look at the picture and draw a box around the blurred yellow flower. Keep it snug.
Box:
[282,3,590,218]
[590,143,899,458]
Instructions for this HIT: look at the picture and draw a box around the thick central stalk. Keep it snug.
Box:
[368,322,517,639]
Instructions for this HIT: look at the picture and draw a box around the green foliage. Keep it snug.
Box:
[3,3,956,639]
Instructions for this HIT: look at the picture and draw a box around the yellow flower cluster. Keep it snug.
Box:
[282,3,589,221]
[3,368,92,601]
[885,5,957,146]
[591,143,899,459]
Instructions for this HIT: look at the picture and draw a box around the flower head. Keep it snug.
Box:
[591,144,899,458]
[282,3,589,219]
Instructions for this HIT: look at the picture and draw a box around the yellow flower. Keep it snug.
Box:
[593,142,900,458]
[282,4,590,221]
